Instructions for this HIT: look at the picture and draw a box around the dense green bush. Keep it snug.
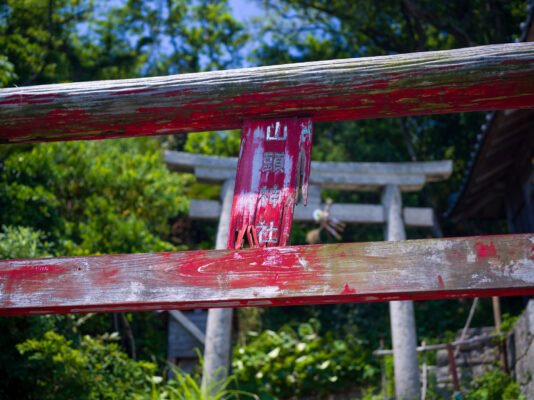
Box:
[17,330,254,400]
[18,331,158,400]
[232,320,378,399]
[0,137,192,397]
[0,225,51,259]
[463,369,523,400]
[184,131,241,157]
[0,138,191,256]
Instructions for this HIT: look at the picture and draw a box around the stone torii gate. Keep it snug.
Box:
[166,150,450,227]
[165,150,452,399]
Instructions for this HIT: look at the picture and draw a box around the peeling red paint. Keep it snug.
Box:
[0,264,68,279]
[0,232,532,316]
[228,118,312,249]
[0,264,70,301]
[93,268,119,286]
[2,45,534,143]
[474,241,498,258]
[341,284,356,294]
[157,248,324,292]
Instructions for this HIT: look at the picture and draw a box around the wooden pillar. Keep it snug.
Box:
[202,180,235,390]
[382,184,421,400]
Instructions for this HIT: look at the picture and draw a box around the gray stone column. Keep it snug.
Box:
[382,184,421,400]
[202,180,235,391]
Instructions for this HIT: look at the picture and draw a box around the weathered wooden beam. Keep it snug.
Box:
[190,199,435,227]
[166,151,452,191]
[0,234,531,316]
[2,43,534,143]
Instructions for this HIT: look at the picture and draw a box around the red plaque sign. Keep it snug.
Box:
[228,118,313,248]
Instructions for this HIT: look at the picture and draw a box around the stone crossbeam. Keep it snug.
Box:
[165,151,452,192]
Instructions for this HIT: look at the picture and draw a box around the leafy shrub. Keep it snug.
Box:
[17,331,255,400]
[17,331,158,400]
[0,137,192,398]
[0,225,51,259]
[0,137,191,256]
[463,369,524,400]
[164,364,257,400]
[232,320,378,399]
[184,131,241,157]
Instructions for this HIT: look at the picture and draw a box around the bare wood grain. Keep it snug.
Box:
[1,43,534,143]
[0,234,532,315]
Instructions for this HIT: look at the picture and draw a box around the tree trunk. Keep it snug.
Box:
[202,179,235,391]
[382,184,421,400]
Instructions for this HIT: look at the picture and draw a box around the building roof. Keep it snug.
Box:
[447,2,534,222]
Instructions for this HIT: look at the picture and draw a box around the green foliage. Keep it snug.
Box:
[0,55,16,87]
[0,138,192,397]
[17,331,158,400]
[16,331,254,400]
[0,225,52,259]
[360,387,385,400]
[500,313,520,333]
[163,364,256,400]
[0,0,248,87]
[141,0,249,75]
[232,320,378,399]
[254,0,526,62]
[0,137,190,256]
[180,129,242,218]
[463,369,524,400]
[185,131,241,157]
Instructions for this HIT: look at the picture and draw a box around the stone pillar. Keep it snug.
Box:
[202,180,235,391]
[382,184,421,400]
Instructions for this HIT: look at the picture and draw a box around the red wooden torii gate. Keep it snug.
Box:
[0,42,533,316]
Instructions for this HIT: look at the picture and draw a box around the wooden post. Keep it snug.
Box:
[446,343,460,392]
[421,341,427,400]
[382,184,421,400]
[379,335,388,400]
[492,296,507,370]
[202,180,235,390]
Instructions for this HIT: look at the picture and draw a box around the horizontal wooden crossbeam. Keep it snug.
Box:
[166,151,452,192]
[0,234,531,316]
[1,43,534,143]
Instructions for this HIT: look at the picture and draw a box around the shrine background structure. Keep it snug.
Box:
[164,150,455,399]
[1,40,534,400]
